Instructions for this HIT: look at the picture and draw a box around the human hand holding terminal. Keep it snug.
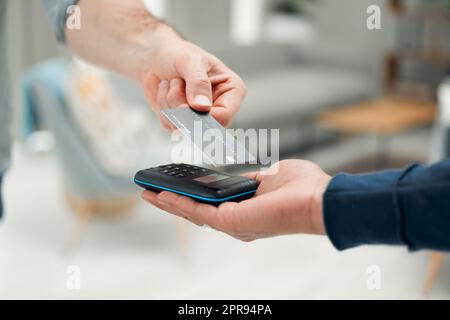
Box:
[141,160,332,242]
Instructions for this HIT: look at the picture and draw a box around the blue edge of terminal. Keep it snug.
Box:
[134,179,257,203]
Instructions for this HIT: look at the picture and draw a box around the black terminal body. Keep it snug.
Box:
[134,163,259,205]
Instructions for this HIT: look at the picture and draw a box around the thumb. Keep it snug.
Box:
[177,54,212,112]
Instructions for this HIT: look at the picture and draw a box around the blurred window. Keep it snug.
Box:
[230,0,264,45]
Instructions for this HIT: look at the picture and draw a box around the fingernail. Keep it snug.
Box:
[194,95,211,106]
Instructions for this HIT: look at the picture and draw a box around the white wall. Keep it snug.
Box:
[165,0,232,48]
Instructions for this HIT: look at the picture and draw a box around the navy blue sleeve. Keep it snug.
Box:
[42,0,78,43]
[323,160,450,251]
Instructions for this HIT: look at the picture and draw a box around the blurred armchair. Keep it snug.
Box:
[21,59,173,247]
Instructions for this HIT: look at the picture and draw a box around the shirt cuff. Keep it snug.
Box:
[43,0,78,43]
[323,166,416,250]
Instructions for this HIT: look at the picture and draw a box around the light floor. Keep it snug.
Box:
[0,130,449,299]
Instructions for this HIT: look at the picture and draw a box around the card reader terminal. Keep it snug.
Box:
[134,163,259,205]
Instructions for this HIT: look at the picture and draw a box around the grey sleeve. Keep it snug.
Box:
[42,0,78,43]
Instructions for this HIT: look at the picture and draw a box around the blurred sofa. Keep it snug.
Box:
[209,43,373,151]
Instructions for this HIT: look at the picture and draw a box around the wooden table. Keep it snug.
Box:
[316,97,437,168]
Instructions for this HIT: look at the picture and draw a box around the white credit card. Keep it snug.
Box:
[162,107,256,166]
